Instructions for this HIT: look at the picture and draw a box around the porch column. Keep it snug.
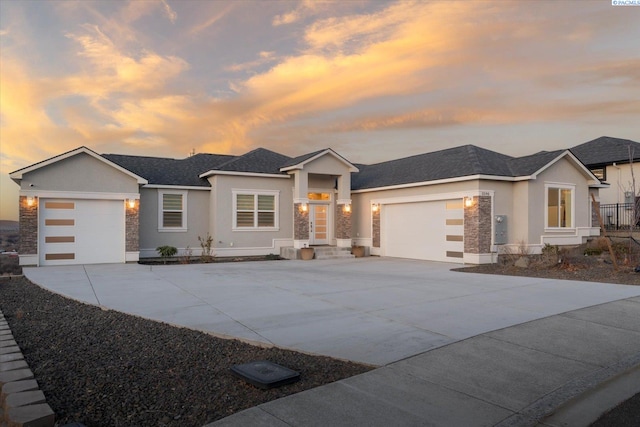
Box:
[463,195,492,264]
[292,170,310,249]
[293,203,310,248]
[19,195,38,266]
[335,173,352,248]
[335,203,352,248]
[125,198,140,262]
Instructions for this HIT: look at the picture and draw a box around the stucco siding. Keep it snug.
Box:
[601,163,638,205]
[303,155,351,175]
[21,153,139,194]
[139,188,210,255]
[212,175,293,250]
[529,157,595,246]
[351,180,482,241]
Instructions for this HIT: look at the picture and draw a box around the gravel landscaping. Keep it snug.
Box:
[0,276,372,426]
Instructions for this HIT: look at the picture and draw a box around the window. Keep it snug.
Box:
[590,167,606,181]
[159,190,187,231]
[233,190,279,230]
[546,185,573,228]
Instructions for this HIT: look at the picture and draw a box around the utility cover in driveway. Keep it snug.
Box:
[231,361,300,389]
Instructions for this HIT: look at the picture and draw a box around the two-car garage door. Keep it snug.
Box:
[382,199,464,263]
[39,199,125,266]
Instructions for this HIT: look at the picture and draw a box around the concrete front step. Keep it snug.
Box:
[313,247,354,260]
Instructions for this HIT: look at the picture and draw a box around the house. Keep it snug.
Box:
[10,143,602,267]
[570,136,640,206]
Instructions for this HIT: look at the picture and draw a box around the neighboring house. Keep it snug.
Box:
[10,143,601,267]
[571,136,640,206]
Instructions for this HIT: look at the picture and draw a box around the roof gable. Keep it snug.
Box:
[10,146,148,185]
[280,148,359,172]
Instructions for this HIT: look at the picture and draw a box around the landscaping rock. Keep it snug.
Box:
[514,257,530,268]
[0,277,371,426]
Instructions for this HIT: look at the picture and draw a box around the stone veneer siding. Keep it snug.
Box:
[335,204,352,240]
[125,202,139,252]
[372,208,380,248]
[591,200,600,228]
[464,196,492,254]
[294,203,309,240]
[19,196,38,255]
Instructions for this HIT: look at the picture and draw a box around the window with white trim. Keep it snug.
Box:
[546,185,573,228]
[233,190,279,230]
[158,190,187,231]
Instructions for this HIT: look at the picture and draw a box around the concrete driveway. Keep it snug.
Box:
[24,257,640,366]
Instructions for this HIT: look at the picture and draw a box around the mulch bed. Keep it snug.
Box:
[0,276,372,427]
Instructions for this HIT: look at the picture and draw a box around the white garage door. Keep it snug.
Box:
[383,199,464,262]
[39,199,125,266]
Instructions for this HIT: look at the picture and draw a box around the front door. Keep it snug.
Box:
[309,204,329,245]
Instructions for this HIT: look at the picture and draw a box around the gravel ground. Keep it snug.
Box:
[0,276,372,427]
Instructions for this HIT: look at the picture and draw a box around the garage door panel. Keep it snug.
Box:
[40,199,125,265]
[383,199,463,263]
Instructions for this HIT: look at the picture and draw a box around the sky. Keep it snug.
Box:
[1,0,639,221]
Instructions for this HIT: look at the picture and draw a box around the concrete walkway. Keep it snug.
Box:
[23,258,640,425]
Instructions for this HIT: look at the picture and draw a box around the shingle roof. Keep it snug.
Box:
[99,137,616,190]
[570,136,640,167]
[279,149,327,169]
[214,148,291,174]
[352,145,516,190]
[103,153,234,187]
[506,150,566,176]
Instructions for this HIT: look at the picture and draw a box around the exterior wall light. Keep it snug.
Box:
[127,199,136,209]
[343,204,351,213]
[372,203,379,212]
[465,197,474,208]
[299,203,308,213]
[27,196,36,207]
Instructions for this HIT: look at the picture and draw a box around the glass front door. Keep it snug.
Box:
[310,204,329,245]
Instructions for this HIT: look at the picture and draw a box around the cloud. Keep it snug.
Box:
[189,2,234,35]
[160,0,177,23]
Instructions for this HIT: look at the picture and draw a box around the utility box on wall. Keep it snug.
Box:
[494,215,507,245]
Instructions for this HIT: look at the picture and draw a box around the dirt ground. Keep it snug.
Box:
[456,237,640,286]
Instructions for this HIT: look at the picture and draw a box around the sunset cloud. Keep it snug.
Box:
[1,0,639,220]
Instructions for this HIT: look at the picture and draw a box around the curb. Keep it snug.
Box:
[0,309,55,427]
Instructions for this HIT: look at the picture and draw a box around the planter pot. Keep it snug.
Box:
[300,247,315,260]
[351,246,365,258]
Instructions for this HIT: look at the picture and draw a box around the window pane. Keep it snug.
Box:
[258,212,274,227]
[236,212,254,227]
[548,188,559,227]
[163,194,182,210]
[590,168,605,180]
[237,194,254,210]
[163,211,183,227]
[561,189,572,227]
[257,195,274,210]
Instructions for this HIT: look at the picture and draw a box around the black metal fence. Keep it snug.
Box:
[600,203,639,230]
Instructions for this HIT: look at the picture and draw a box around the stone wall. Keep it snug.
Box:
[19,196,38,255]
[125,202,139,252]
[372,208,380,248]
[335,204,352,240]
[464,196,492,254]
[294,203,309,240]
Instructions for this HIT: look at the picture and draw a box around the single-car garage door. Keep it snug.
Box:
[382,199,464,262]
[39,199,125,266]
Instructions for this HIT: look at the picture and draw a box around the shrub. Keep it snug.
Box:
[198,233,214,263]
[156,245,178,264]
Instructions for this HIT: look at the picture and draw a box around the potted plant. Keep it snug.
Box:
[351,244,365,258]
[300,245,314,260]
